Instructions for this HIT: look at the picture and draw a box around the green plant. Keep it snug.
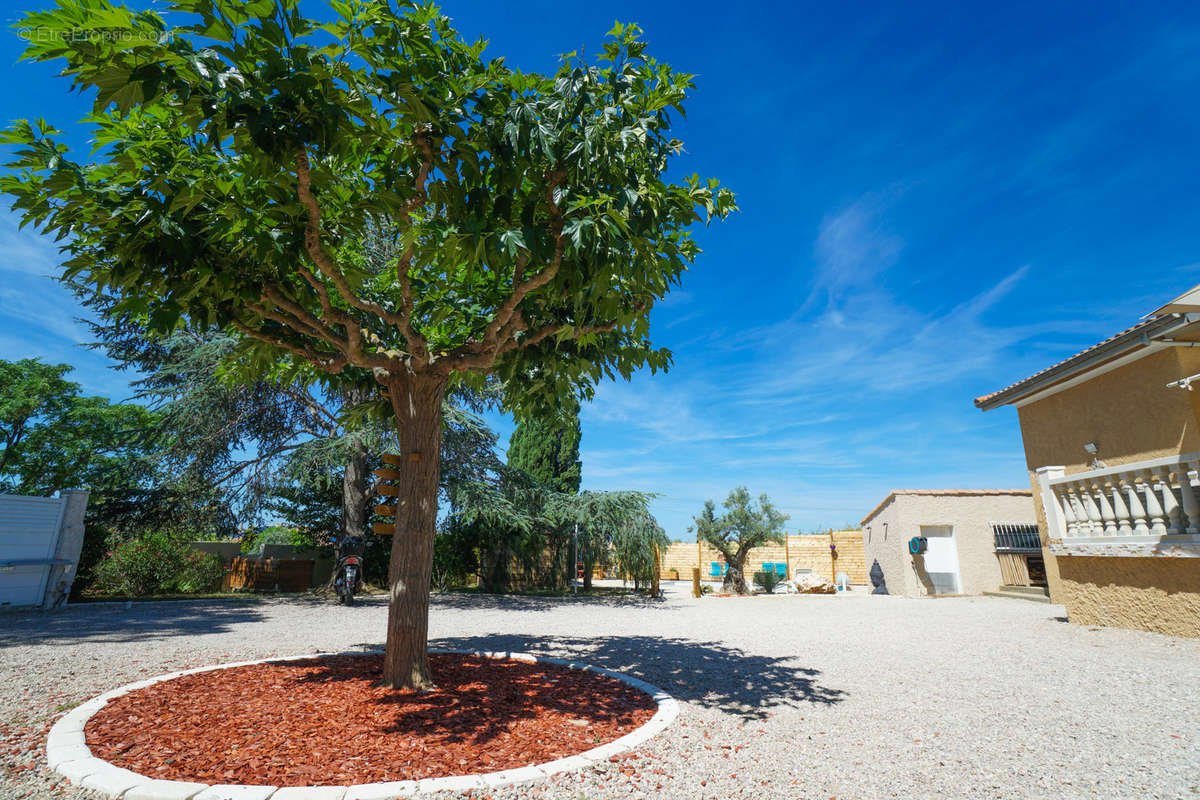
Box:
[241,525,308,554]
[431,529,477,592]
[92,533,224,596]
[752,570,781,594]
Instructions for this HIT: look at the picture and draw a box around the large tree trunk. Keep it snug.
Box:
[341,437,369,540]
[382,370,446,689]
[723,550,749,594]
[582,538,595,591]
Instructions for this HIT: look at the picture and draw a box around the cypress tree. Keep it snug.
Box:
[507,398,583,494]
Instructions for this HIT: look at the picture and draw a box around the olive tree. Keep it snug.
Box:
[692,487,788,594]
[3,0,735,687]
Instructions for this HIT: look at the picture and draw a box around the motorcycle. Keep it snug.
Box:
[333,535,365,605]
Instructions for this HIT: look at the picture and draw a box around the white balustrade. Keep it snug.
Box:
[1039,454,1200,557]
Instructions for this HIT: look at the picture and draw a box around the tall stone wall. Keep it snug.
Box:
[660,531,866,584]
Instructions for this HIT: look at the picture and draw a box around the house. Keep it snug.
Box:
[975,285,1200,637]
[860,490,1038,598]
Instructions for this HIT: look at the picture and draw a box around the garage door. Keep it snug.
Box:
[0,495,67,607]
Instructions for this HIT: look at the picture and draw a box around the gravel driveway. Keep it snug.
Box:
[1,584,1197,800]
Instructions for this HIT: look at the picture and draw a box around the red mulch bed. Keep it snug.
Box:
[83,653,656,786]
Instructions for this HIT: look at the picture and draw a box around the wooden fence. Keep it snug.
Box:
[659,530,867,584]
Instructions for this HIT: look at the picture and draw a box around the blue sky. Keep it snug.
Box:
[3,1,1200,538]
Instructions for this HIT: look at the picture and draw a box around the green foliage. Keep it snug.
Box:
[442,455,661,593]
[0,358,155,495]
[691,487,789,594]
[507,397,582,494]
[431,527,477,592]
[611,509,669,591]
[3,0,736,418]
[0,358,77,478]
[92,533,225,596]
[752,570,781,594]
[241,525,308,554]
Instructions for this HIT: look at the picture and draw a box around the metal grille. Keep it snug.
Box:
[992,522,1041,553]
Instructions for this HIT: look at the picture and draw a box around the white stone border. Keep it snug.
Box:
[47,648,678,800]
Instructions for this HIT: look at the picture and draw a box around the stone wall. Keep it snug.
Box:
[659,531,866,584]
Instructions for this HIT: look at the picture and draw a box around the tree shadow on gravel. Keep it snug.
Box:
[417,634,847,720]
[0,599,269,647]
[282,652,654,749]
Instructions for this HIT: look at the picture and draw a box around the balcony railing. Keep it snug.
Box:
[1037,453,1200,557]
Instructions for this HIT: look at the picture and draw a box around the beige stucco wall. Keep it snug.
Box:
[1014,346,1200,635]
[1016,348,1200,476]
[1055,557,1200,638]
[861,493,1036,598]
[861,498,908,595]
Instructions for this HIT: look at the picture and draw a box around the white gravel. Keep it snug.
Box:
[1,584,1197,800]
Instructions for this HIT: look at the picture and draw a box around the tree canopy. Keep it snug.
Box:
[4,1,734,409]
[3,0,734,687]
[0,358,154,497]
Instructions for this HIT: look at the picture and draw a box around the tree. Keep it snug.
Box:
[609,505,668,593]
[507,398,582,494]
[0,358,237,594]
[692,487,789,594]
[0,358,155,496]
[4,1,735,688]
[553,489,656,591]
[0,359,78,479]
[91,323,385,531]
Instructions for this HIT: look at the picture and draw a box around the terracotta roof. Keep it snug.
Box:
[974,314,1195,411]
[860,489,1032,526]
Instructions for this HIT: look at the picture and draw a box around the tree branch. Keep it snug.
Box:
[232,320,349,373]
[248,295,339,347]
[275,383,342,434]
[294,147,429,361]
[503,319,619,354]
[481,174,567,350]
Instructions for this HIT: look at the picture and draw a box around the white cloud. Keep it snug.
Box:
[807,193,904,307]
[0,211,64,278]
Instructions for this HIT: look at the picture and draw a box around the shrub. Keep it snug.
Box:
[241,525,308,554]
[431,528,477,592]
[92,532,224,596]
[752,570,781,594]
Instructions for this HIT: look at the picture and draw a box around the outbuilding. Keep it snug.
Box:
[860,490,1039,598]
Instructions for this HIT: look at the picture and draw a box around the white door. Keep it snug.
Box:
[920,525,960,594]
